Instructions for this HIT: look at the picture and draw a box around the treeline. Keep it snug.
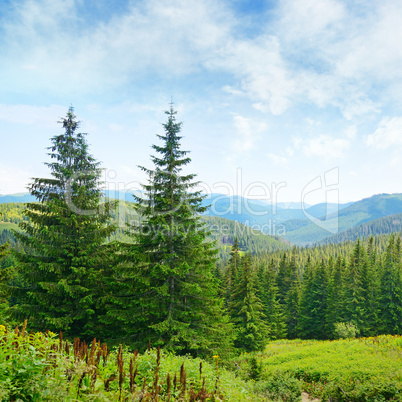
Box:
[237,234,402,340]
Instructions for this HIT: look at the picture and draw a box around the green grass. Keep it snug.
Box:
[0,323,256,401]
[0,222,19,231]
[237,336,402,401]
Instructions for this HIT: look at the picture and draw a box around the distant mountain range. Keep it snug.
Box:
[0,193,36,203]
[283,193,402,245]
[2,191,402,246]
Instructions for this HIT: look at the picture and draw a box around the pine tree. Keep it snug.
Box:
[342,239,367,334]
[325,256,346,337]
[12,107,117,339]
[379,235,402,334]
[0,240,11,313]
[229,255,268,351]
[128,104,233,356]
[224,237,241,308]
[257,260,287,339]
[284,250,300,338]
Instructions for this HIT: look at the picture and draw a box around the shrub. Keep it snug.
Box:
[334,321,359,339]
[254,372,302,402]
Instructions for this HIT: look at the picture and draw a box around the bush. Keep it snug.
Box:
[334,321,359,339]
[254,372,302,402]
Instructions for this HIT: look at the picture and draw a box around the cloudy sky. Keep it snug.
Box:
[1,0,402,205]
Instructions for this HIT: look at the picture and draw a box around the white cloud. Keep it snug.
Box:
[214,36,296,115]
[0,0,233,94]
[232,114,261,152]
[267,153,288,165]
[3,0,402,121]
[366,117,402,149]
[0,104,66,126]
[302,135,350,158]
[278,0,346,41]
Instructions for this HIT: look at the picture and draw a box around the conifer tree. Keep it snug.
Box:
[229,255,268,351]
[325,256,346,337]
[128,104,233,356]
[284,250,300,338]
[298,259,328,339]
[12,107,117,339]
[224,237,241,308]
[0,241,10,313]
[257,260,287,339]
[379,235,402,334]
[343,240,369,334]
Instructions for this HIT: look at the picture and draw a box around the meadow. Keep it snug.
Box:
[2,321,402,401]
[237,336,402,401]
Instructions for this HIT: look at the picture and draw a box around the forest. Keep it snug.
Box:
[1,107,402,401]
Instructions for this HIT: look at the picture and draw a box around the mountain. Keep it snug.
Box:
[0,193,36,203]
[276,201,311,209]
[201,193,353,228]
[4,191,401,247]
[319,212,402,245]
[283,193,402,246]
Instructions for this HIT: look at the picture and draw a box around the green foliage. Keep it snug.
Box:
[333,322,358,339]
[253,234,402,339]
[11,107,118,340]
[237,336,402,401]
[254,373,302,402]
[321,212,402,245]
[0,324,256,401]
[228,254,268,352]
[115,105,234,357]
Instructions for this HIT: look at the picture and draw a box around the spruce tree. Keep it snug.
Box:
[128,104,233,356]
[12,107,117,339]
[0,241,10,315]
[284,250,300,338]
[379,235,402,334]
[224,237,241,308]
[257,260,287,339]
[229,255,268,351]
[325,256,346,337]
[343,239,367,334]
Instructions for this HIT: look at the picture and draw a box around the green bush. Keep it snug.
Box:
[254,372,302,401]
[334,321,359,339]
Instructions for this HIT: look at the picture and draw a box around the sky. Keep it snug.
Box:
[1,0,402,205]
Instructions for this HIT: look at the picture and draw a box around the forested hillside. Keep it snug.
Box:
[282,193,402,245]
[320,212,402,244]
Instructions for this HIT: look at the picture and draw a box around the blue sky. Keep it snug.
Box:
[1,0,402,205]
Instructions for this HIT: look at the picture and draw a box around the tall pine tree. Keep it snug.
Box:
[12,107,117,339]
[129,104,233,356]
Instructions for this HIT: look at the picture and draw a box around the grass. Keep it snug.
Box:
[0,222,19,231]
[236,336,402,401]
